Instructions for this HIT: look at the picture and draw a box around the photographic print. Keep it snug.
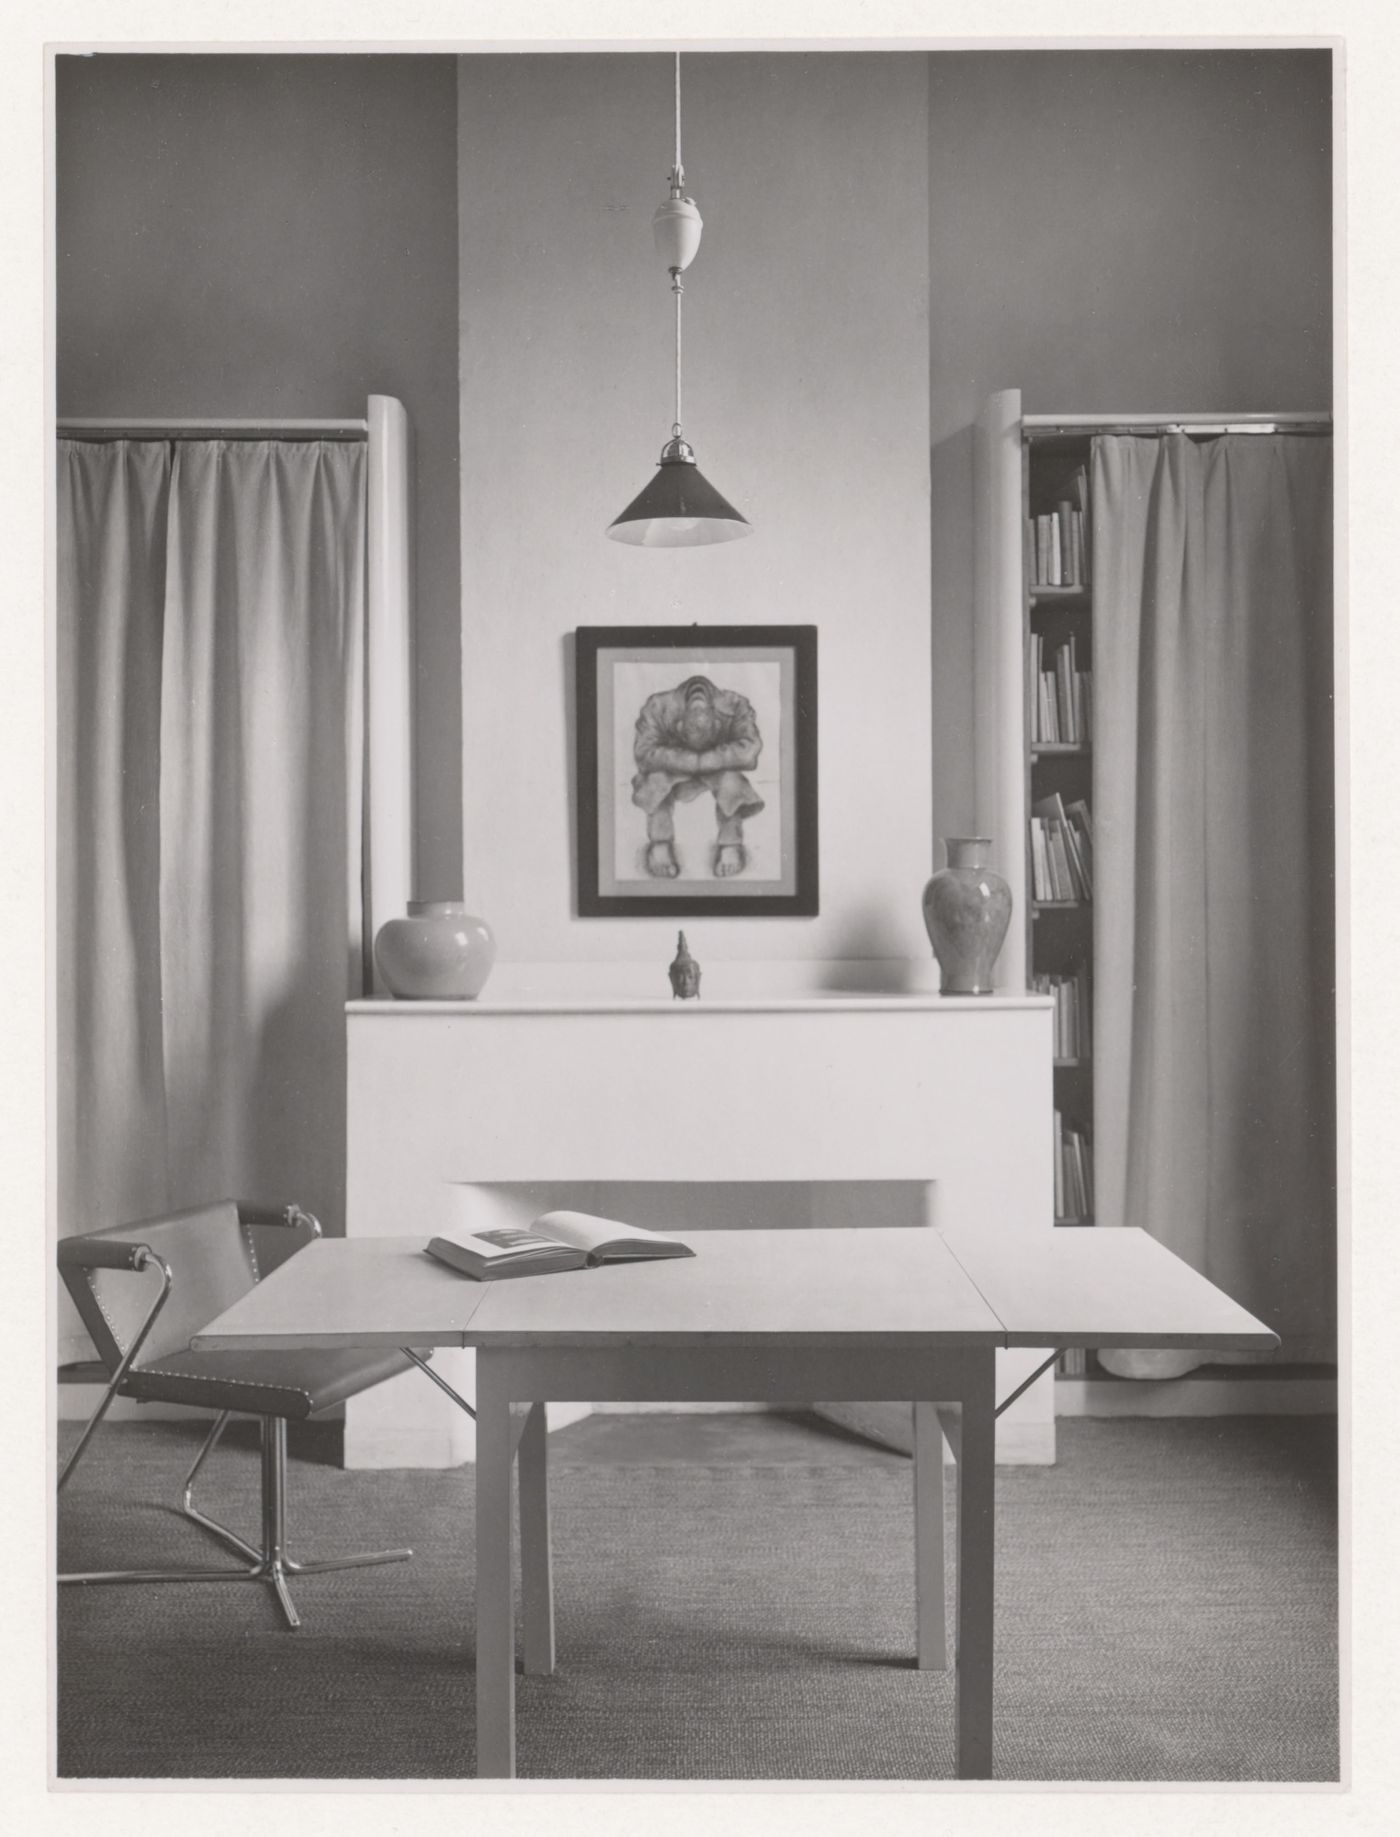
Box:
[576,625,818,916]
[43,28,1348,1802]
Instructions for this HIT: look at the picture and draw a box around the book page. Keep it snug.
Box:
[534,1209,671,1255]
[452,1226,575,1263]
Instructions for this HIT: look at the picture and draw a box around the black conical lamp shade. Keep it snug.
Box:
[607,439,751,548]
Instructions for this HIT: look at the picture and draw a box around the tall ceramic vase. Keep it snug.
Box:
[921,837,1012,995]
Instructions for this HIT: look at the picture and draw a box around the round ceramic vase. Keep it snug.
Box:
[373,902,496,1000]
[921,838,1013,996]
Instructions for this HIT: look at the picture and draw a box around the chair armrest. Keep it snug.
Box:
[236,1201,322,1238]
[57,1236,158,1273]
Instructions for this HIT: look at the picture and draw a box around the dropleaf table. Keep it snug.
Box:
[195,1221,1276,1780]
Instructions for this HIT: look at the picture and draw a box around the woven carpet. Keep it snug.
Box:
[55,1411,1338,1782]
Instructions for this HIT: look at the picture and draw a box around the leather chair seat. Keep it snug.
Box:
[121,1345,416,1420]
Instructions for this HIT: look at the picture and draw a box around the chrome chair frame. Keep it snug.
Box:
[57,1202,412,1630]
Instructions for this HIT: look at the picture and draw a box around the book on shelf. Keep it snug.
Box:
[1029,632,1092,746]
[426,1207,695,1282]
[1027,466,1091,588]
[1065,797,1094,895]
[1070,463,1091,583]
[1031,513,1074,587]
[1031,793,1093,902]
[1048,818,1075,899]
[1052,1112,1094,1224]
[1032,967,1092,1060]
[1053,1108,1065,1217]
[1038,674,1059,745]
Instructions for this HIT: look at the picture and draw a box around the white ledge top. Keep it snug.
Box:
[347,992,1051,1016]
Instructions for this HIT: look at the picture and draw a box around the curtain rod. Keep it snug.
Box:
[57,417,369,442]
[1023,411,1331,435]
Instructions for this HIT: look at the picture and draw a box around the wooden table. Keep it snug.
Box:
[194,1226,1276,1780]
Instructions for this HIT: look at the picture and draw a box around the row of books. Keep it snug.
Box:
[1054,1111,1094,1224]
[1032,967,1092,1061]
[1030,632,1092,745]
[1056,1347,1090,1377]
[1029,793,1094,903]
[1027,467,1091,587]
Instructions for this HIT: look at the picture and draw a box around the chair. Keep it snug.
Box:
[58,1198,419,1629]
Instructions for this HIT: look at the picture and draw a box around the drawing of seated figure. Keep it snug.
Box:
[631,674,765,878]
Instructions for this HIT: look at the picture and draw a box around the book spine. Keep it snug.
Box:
[1053,1110,1065,1218]
[1067,634,1081,742]
[1043,822,1065,900]
[1073,464,1092,585]
[1041,672,1058,744]
[1057,501,1074,586]
[1056,644,1075,743]
[1067,801,1094,895]
[1074,1132,1089,1220]
[1060,811,1088,900]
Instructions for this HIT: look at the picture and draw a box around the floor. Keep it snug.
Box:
[54,1407,1340,1783]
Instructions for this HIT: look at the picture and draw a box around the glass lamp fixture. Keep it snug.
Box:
[607,54,751,547]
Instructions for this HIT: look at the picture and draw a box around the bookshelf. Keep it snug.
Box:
[1023,432,1095,1234]
[971,389,1098,1390]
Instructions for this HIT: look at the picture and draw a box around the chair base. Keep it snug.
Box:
[59,1410,411,1630]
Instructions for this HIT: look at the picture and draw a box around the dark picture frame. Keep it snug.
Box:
[576,625,819,917]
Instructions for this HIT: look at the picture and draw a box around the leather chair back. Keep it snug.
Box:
[60,1201,264,1372]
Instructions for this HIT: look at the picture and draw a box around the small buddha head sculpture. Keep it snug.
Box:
[667,931,701,1000]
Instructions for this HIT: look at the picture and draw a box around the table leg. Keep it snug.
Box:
[954,1351,996,1780]
[475,1352,515,1779]
[913,1400,948,1671]
[518,1400,555,1676]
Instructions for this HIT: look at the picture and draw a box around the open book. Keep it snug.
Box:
[426,1209,695,1282]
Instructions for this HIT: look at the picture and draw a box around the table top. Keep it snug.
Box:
[191,1227,1277,1355]
[193,1236,497,1351]
[941,1228,1278,1351]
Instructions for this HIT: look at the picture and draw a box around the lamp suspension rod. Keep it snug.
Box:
[670,50,685,437]
[674,275,683,435]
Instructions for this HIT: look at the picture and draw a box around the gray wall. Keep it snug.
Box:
[55,53,464,897]
[924,47,1333,838]
[55,46,1333,938]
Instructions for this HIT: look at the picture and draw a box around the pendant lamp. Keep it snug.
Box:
[607,54,751,547]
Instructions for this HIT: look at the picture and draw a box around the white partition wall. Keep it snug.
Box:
[344,994,1058,1467]
[365,393,414,987]
[973,388,1028,993]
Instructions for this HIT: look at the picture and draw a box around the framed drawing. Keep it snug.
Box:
[576,624,818,917]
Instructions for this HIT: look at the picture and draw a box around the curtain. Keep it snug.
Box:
[1091,433,1334,1374]
[57,439,366,1361]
